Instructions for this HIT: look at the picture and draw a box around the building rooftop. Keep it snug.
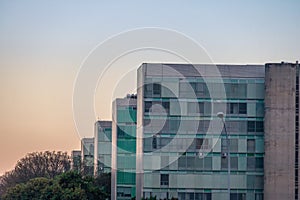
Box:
[139,63,265,78]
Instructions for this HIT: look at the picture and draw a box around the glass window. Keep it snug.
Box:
[196,138,203,149]
[247,157,255,170]
[188,102,204,114]
[256,121,264,132]
[186,193,194,200]
[178,155,187,169]
[143,118,150,126]
[247,139,255,152]
[196,193,211,200]
[256,102,264,116]
[169,119,180,132]
[160,137,171,148]
[226,83,247,98]
[204,157,212,170]
[143,138,152,152]
[221,157,238,170]
[179,82,194,98]
[247,121,264,133]
[230,103,239,114]
[195,138,210,150]
[247,175,255,188]
[161,156,169,169]
[117,187,132,197]
[187,156,195,169]
[153,83,161,96]
[239,103,247,114]
[221,156,227,170]
[256,157,264,169]
[255,193,263,200]
[221,138,228,154]
[144,84,152,97]
[231,157,238,170]
[188,102,197,114]
[178,193,185,200]
[238,121,247,134]
[152,136,157,149]
[144,101,152,113]
[221,138,238,152]
[196,83,205,94]
[230,193,246,200]
[195,157,204,170]
[247,121,255,132]
[160,174,169,186]
[255,175,264,189]
[117,126,125,138]
[162,101,170,114]
[197,120,209,133]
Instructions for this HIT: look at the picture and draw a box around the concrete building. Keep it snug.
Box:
[112,95,137,200]
[71,150,81,173]
[264,62,300,200]
[104,61,300,200]
[81,137,94,176]
[136,63,265,200]
[94,120,112,176]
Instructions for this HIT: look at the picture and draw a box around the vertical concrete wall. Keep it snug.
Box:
[111,100,117,200]
[264,63,296,200]
[136,64,146,200]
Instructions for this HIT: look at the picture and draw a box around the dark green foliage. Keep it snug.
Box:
[0,151,70,196]
[95,173,111,197]
[1,171,110,200]
[0,151,111,200]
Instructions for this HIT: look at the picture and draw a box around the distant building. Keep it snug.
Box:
[111,95,137,200]
[71,150,81,173]
[81,137,94,176]
[94,120,112,176]
[264,62,300,200]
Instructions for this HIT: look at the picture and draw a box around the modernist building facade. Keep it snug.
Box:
[136,63,265,200]
[94,120,112,176]
[71,150,81,173]
[81,137,94,176]
[86,62,299,200]
[112,95,137,200]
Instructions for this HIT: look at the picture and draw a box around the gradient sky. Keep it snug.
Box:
[0,0,300,175]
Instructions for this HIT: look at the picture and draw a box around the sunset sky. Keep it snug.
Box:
[1,0,300,175]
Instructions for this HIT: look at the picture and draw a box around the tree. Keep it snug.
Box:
[95,173,111,197]
[14,151,70,180]
[0,151,70,196]
[2,177,54,200]
[1,171,110,200]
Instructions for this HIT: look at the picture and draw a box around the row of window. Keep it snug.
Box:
[117,187,133,198]
[173,156,263,171]
[144,101,264,115]
[221,157,264,171]
[178,192,211,200]
[144,137,262,153]
[143,191,263,200]
[145,101,252,115]
[143,119,264,134]
[117,126,136,138]
[144,82,264,99]
[159,174,263,192]
[142,155,263,171]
